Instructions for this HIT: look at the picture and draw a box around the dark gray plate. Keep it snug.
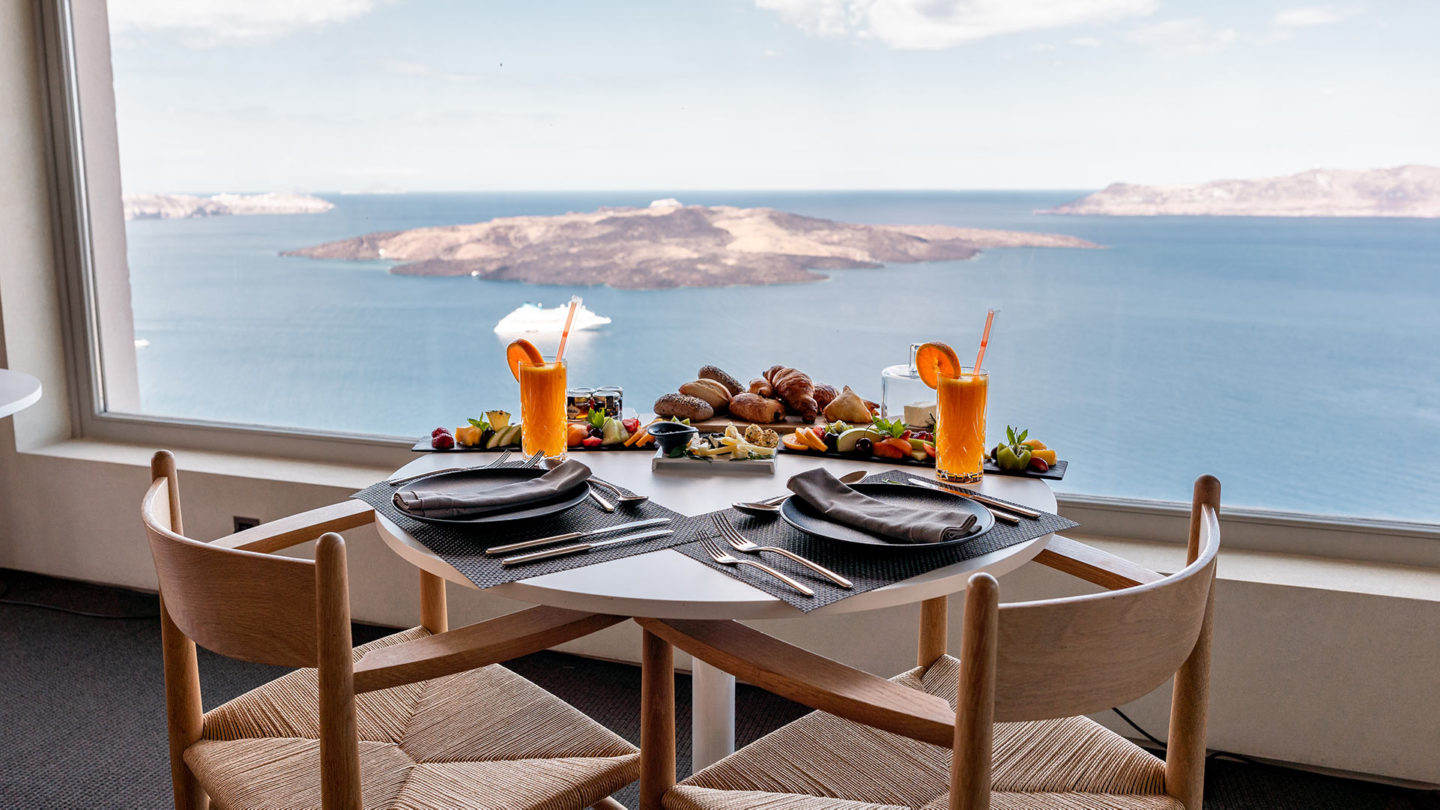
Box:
[394,467,588,525]
[779,482,994,550]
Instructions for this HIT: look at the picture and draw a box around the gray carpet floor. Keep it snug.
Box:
[1,568,1435,809]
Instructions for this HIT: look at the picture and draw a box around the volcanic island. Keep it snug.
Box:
[282,200,1099,290]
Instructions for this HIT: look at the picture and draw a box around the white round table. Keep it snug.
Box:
[377,450,1057,771]
[0,369,42,419]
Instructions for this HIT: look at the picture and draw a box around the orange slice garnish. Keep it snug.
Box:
[915,341,961,389]
[506,339,545,381]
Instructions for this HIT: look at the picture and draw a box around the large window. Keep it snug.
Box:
[65,1,1440,522]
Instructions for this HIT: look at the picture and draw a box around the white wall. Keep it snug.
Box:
[1,2,1436,786]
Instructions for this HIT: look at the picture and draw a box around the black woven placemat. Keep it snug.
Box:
[352,465,688,589]
[672,469,1078,612]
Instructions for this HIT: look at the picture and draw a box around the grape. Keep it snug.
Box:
[855,437,873,454]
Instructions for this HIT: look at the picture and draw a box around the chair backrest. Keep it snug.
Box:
[988,487,1221,723]
[141,458,321,668]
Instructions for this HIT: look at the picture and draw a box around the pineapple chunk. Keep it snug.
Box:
[486,410,511,429]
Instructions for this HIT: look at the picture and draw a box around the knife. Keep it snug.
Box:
[905,477,1022,524]
[910,476,1044,519]
[486,517,671,555]
[501,528,674,566]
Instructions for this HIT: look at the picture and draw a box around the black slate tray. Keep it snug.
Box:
[412,436,649,453]
[777,443,1066,480]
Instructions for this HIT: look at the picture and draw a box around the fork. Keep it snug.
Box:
[696,535,814,597]
[712,514,852,589]
[385,449,514,486]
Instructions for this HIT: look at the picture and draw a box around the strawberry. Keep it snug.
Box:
[431,426,451,438]
[582,436,603,448]
[623,417,641,434]
[431,432,455,450]
[923,442,936,459]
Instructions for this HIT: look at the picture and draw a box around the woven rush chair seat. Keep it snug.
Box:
[665,655,1177,810]
[185,626,640,809]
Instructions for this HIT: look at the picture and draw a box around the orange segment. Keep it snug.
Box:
[505,339,545,381]
[915,341,961,389]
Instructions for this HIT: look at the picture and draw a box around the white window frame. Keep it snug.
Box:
[36,0,1440,565]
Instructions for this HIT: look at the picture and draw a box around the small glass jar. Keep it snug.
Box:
[880,343,939,430]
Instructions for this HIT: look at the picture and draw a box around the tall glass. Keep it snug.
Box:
[935,367,987,483]
[518,357,568,459]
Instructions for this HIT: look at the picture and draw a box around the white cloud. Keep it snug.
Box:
[1071,36,1103,46]
[754,0,1156,49]
[108,0,389,43]
[1126,18,1237,56]
[1273,5,1358,27]
[1030,42,1057,52]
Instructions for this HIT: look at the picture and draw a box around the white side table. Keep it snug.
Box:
[0,369,42,419]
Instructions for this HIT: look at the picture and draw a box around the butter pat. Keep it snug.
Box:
[904,401,938,428]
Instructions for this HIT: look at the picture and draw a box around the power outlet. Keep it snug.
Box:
[232,516,261,533]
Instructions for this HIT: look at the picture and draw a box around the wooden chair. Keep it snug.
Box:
[141,450,637,810]
[636,475,1221,810]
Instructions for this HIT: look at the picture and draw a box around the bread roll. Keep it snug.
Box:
[653,393,714,422]
[679,379,730,410]
[727,393,785,423]
[698,365,744,396]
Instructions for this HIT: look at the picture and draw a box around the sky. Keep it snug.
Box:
[106,0,1439,192]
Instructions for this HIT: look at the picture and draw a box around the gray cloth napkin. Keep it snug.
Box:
[786,468,978,544]
[393,460,592,519]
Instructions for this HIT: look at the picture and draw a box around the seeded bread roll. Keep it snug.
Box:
[653,393,714,422]
[698,365,744,396]
[679,379,731,410]
[727,393,785,424]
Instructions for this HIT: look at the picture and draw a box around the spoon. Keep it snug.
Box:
[589,477,649,505]
[731,470,867,516]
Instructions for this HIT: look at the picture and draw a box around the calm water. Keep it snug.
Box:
[124,191,1440,522]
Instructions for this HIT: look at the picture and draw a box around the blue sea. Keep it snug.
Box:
[124,191,1440,522]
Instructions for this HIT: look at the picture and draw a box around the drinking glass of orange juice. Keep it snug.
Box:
[519,358,567,459]
[916,341,988,483]
[935,367,987,483]
[507,338,568,459]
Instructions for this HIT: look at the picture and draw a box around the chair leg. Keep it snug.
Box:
[639,629,675,810]
[159,597,207,810]
[592,798,627,810]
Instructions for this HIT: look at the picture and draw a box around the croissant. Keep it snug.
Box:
[763,365,819,422]
[812,384,839,411]
[748,378,773,397]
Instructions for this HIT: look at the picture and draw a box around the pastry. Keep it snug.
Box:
[698,365,744,396]
[727,393,785,423]
[812,384,838,411]
[822,385,873,424]
[653,393,714,422]
[679,379,731,411]
[763,365,819,422]
[748,378,773,397]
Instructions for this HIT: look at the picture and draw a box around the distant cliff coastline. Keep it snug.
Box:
[1041,165,1440,218]
[123,192,334,220]
[282,201,1098,290]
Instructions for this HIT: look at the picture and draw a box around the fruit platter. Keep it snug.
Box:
[778,420,1067,480]
[413,410,663,452]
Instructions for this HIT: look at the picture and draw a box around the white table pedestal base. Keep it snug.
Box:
[691,660,736,773]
